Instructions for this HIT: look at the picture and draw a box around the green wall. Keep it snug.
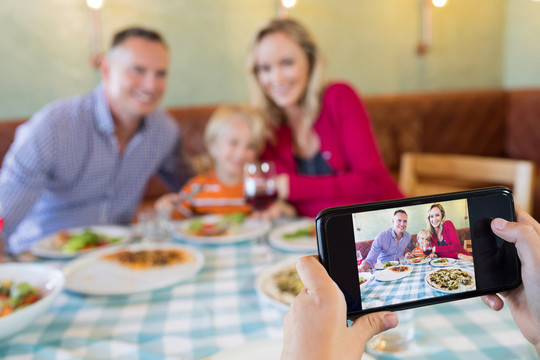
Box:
[353,199,469,243]
[503,0,540,87]
[0,0,538,120]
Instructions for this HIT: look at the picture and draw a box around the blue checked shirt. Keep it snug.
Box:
[0,85,190,253]
[364,227,413,267]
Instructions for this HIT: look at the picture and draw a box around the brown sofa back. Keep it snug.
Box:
[356,227,471,260]
[1,89,539,218]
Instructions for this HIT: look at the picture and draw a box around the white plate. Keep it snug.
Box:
[171,215,271,245]
[375,266,413,282]
[358,272,373,290]
[374,261,399,270]
[255,257,302,312]
[267,218,317,252]
[62,243,204,295]
[211,337,375,360]
[425,267,476,294]
[0,263,64,341]
[430,257,457,267]
[30,225,132,259]
[406,256,431,265]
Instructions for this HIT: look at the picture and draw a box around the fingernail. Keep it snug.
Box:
[492,218,507,231]
[383,313,398,330]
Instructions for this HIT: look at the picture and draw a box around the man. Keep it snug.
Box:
[358,209,413,272]
[0,27,189,254]
[281,206,540,358]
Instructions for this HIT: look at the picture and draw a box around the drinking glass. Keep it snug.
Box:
[243,161,278,211]
[243,161,277,261]
[367,309,416,353]
[422,242,433,257]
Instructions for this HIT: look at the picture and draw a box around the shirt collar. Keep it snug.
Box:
[92,84,149,137]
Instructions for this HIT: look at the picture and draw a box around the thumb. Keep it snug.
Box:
[350,311,398,344]
[491,217,540,265]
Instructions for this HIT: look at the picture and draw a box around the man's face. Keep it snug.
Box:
[392,212,408,236]
[102,37,169,122]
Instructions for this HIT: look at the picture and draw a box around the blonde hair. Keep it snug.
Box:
[246,18,325,127]
[427,203,446,239]
[416,229,430,244]
[191,104,268,173]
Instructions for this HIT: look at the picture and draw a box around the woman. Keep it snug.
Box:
[247,18,403,217]
[427,203,473,261]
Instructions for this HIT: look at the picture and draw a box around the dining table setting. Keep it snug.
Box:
[0,215,537,360]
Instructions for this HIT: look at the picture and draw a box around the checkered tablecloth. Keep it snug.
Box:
[0,242,537,359]
[362,261,475,309]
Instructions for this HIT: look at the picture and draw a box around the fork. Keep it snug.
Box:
[172,183,203,217]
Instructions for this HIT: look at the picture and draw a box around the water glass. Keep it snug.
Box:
[367,309,416,353]
[137,208,171,242]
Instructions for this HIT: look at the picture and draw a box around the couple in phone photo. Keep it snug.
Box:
[358,202,473,272]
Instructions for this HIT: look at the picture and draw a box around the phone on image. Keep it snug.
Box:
[316,187,521,318]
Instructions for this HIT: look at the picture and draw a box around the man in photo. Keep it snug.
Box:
[359,209,413,271]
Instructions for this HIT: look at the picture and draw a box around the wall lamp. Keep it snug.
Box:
[87,0,104,68]
[417,0,447,55]
[278,0,296,18]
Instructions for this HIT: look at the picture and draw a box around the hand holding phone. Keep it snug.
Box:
[316,187,521,317]
[481,207,540,351]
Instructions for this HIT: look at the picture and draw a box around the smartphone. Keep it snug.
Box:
[316,186,521,318]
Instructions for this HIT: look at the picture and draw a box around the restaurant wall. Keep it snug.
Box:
[503,0,540,88]
[0,0,530,121]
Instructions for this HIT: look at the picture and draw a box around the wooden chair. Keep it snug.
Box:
[399,153,536,213]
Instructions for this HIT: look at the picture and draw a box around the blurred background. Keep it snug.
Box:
[1,0,539,119]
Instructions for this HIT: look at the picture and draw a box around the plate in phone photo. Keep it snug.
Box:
[374,261,399,270]
[406,257,431,265]
[358,272,373,289]
[425,267,476,294]
[430,258,457,267]
[375,265,412,282]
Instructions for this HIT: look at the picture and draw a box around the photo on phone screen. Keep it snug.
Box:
[316,187,521,316]
[354,199,475,310]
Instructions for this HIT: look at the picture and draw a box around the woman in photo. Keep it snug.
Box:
[246,18,403,218]
[428,203,473,261]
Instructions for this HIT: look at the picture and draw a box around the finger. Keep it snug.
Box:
[491,218,540,264]
[295,256,336,295]
[481,294,504,311]
[350,311,398,343]
[515,205,540,235]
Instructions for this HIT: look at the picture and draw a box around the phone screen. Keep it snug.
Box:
[316,187,521,317]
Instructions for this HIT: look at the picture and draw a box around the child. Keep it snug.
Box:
[409,229,436,258]
[155,104,283,217]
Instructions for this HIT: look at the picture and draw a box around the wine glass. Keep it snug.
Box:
[243,161,278,211]
[422,242,433,257]
[243,161,277,262]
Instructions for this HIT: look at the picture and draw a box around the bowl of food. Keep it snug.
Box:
[255,257,303,312]
[0,263,64,341]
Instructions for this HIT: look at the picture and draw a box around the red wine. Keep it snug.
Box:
[246,193,278,210]
[423,249,433,256]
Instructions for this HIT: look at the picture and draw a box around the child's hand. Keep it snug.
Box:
[251,200,296,221]
[155,193,181,212]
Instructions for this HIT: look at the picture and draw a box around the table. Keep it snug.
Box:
[362,260,475,309]
[0,239,537,359]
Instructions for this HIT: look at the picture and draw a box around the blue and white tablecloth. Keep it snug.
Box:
[0,240,537,359]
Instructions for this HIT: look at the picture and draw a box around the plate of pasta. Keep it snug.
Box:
[62,243,204,295]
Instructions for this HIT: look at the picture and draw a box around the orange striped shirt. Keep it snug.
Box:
[174,171,251,218]
[411,247,425,257]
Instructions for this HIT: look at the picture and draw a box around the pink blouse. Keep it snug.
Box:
[261,82,403,217]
